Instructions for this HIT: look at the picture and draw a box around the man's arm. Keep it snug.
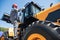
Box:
[18,9,21,12]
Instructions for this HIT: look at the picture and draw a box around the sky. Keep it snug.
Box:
[0,0,60,28]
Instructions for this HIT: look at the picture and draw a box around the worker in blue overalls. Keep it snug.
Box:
[10,4,18,24]
[10,3,20,40]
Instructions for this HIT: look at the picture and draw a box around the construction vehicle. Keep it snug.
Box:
[1,1,60,40]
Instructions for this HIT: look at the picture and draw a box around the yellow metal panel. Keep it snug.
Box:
[34,3,60,21]
[8,28,14,37]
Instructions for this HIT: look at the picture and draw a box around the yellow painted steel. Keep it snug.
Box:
[34,3,60,21]
[27,33,46,40]
[8,28,14,37]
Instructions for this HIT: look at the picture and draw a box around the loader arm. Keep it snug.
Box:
[34,3,60,25]
[34,3,60,21]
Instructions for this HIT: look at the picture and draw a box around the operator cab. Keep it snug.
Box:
[18,1,41,28]
[20,1,41,23]
[24,1,41,18]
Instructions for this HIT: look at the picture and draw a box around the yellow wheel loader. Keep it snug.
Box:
[1,1,60,40]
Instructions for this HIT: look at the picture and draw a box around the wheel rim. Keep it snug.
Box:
[27,33,46,40]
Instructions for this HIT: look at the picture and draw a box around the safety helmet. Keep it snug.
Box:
[12,4,17,8]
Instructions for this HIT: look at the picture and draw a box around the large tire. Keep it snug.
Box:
[22,22,59,40]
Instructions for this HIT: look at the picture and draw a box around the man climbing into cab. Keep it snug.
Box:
[10,3,20,40]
